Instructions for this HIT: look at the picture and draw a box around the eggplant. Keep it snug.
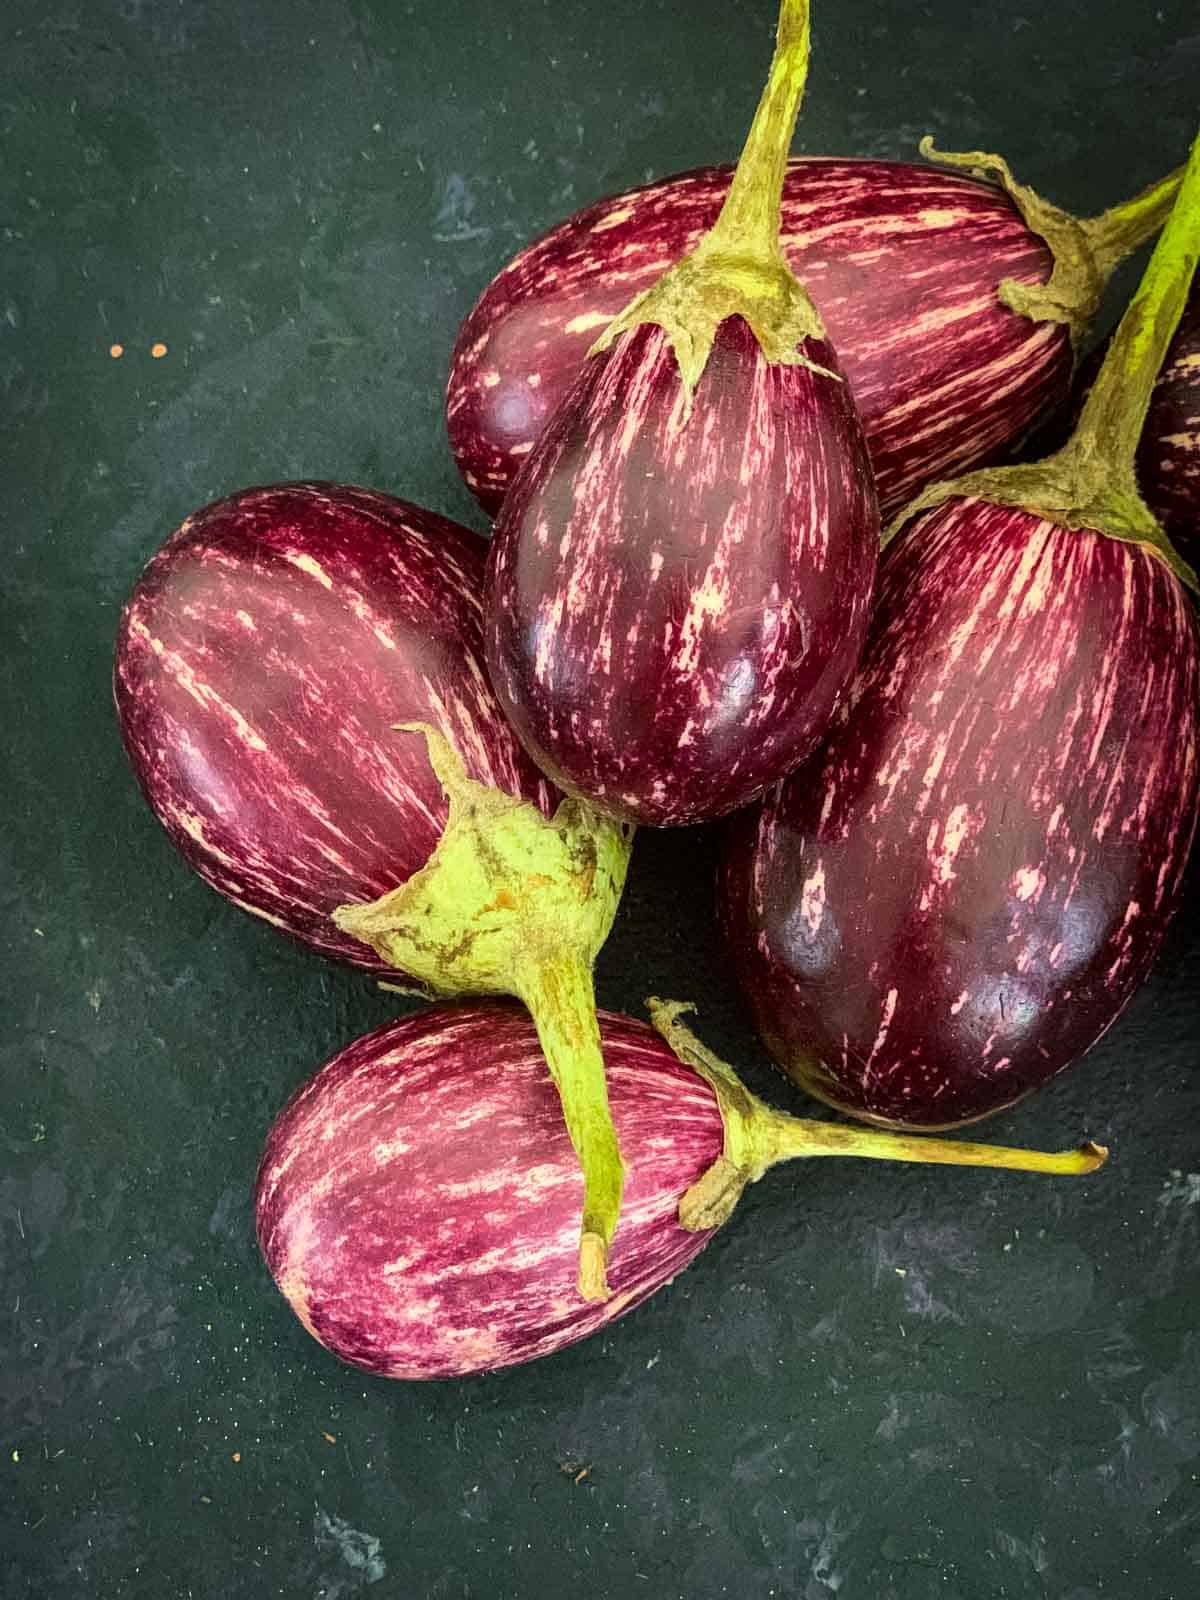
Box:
[485,0,879,828]
[448,141,1179,518]
[719,132,1200,1130]
[115,482,554,970]
[114,481,633,1295]
[256,1001,1104,1380]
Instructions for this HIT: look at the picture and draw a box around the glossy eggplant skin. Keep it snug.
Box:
[114,482,555,974]
[484,317,878,828]
[255,1003,723,1379]
[448,159,1065,516]
[720,498,1200,1129]
[1138,285,1200,568]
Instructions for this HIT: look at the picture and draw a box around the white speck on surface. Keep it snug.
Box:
[314,1509,386,1586]
[433,174,491,244]
[1157,1171,1200,1212]
[996,1528,1049,1574]
[875,1395,905,1441]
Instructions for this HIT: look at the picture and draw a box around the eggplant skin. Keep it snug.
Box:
[447,158,1064,516]
[720,499,1200,1129]
[485,318,878,828]
[114,482,554,974]
[1138,285,1200,569]
[255,1003,723,1379]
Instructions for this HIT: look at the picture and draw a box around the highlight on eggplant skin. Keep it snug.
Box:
[447,158,1068,517]
[254,1004,725,1380]
[484,317,879,828]
[113,481,556,974]
[719,498,1200,1131]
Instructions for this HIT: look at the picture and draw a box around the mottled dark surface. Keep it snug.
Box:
[3,1,1200,1596]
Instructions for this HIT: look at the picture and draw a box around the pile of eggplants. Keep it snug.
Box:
[113,0,1200,1381]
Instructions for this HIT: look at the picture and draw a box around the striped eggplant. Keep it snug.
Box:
[485,0,879,828]
[447,146,1180,519]
[256,1000,1104,1380]
[719,132,1200,1131]
[115,482,554,970]
[114,481,633,1296]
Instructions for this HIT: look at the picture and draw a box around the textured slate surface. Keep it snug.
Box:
[3,1,1199,1595]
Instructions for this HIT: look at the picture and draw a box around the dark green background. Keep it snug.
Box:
[4,2,1199,1595]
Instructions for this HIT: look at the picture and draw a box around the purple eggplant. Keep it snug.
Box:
[448,145,1180,518]
[256,1001,1104,1380]
[720,132,1200,1130]
[485,0,879,828]
[114,481,634,1295]
[115,482,554,971]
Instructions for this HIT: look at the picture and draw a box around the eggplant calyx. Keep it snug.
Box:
[919,138,1182,351]
[590,248,831,415]
[646,999,772,1230]
[890,130,1200,596]
[879,445,1197,592]
[334,722,634,1301]
[648,1000,1109,1237]
[590,0,829,412]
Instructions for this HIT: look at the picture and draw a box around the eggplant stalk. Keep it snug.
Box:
[920,140,1183,346]
[334,725,633,1300]
[887,128,1200,592]
[648,1001,1107,1233]
[590,0,827,408]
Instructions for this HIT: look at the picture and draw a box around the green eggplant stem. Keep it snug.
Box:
[706,0,811,260]
[590,0,827,408]
[1071,128,1200,491]
[1085,164,1185,277]
[332,724,633,1301]
[515,954,624,1302]
[647,1001,1107,1235]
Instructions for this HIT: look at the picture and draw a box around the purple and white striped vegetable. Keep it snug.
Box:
[448,146,1180,518]
[114,482,553,970]
[114,481,633,1296]
[256,1001,1104,1379]
[719,132,1200,1131]
[485,0,879,828]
